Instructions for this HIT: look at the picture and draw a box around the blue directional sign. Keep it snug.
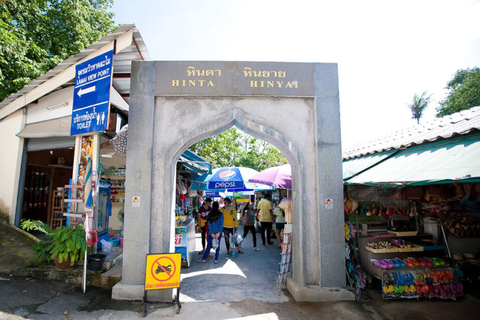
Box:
[71,50,113,135]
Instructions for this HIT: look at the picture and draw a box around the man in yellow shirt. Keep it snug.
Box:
[221,197,239,254]
[257,194,274,246]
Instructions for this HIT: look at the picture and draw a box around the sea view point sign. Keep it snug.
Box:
[71,50,113,135]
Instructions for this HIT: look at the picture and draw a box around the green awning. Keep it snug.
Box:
[343,150,396,180]
[344,134,480,186]
[178,149,212,174]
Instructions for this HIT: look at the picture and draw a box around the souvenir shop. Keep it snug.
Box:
[344,181,480,300]
[342,109,480,300]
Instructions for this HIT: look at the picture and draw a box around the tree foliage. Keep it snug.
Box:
[189,127,288,171]
[408,91,431,124]
[0,0,116,101]
[436,67,480,117]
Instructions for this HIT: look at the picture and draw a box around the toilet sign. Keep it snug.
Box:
[145,253,181,290]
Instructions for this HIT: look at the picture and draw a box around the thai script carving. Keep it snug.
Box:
[243,67,286,78]
[187,66,221,77]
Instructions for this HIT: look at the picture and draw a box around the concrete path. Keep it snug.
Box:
[180,229,288,304]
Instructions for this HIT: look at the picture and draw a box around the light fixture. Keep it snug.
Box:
[46,102,69,110]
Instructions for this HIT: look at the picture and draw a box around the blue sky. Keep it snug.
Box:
[111,0,480,147]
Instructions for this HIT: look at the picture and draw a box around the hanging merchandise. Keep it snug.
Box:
[344,193,359,215]
[277,231,292,287]
[345,221,366,301]
[179,179,187,194]
[278,197,292,224]
[110,124,128,154]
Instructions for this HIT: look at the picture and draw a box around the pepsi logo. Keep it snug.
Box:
[215,181,237,189]
[219,170,236,180]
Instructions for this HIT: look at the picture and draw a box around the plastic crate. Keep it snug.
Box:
[110,237,120,247]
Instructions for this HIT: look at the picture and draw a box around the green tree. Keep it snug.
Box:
[0,0,116,101]
[189,127,288,171]
[408,91,431,124]
[436,67,480,117]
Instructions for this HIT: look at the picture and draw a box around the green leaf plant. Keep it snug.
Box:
[21,219,87,266]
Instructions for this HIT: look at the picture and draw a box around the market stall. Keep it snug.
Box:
[344,183,479,300]
[173,150,212,267]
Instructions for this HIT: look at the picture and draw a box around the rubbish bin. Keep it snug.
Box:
[87,254,106,271]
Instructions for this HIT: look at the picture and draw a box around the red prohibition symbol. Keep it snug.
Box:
[151,256,176,282]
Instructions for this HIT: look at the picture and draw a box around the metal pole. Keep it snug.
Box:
[143,290,147,317]
[175,287,182,314]
[82,249,87,293]
[440,222,452,258]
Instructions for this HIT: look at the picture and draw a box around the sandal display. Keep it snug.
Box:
[379,257,465,301]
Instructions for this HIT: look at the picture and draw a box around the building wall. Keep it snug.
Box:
[0,109,25,223]
[26,87,74,124]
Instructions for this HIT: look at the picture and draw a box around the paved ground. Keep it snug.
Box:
[2,220,480,319]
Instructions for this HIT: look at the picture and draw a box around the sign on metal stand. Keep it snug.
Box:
[144,253,182,317]
[71,50,113,135]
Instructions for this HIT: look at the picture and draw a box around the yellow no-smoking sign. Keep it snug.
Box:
[145,253,181,290]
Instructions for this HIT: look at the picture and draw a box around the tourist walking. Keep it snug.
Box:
[242,201,260,251]
[198,201,224,264]
[257,194,274,246]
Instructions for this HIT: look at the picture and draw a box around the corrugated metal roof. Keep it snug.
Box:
[0,24,150,115]
[345,133,480,186]
[343,106,480,159]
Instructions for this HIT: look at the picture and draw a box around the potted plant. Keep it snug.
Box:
[21,220,87,270]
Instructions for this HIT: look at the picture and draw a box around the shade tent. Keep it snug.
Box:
[342,151,396,181]
[190,169,217,191]
[248,164,292,189]
[179,149,212,174]
[345,134,480,187]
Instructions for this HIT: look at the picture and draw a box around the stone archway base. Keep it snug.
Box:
[112,282,173,302]
[286,279,355,301]
[111,281,355,302]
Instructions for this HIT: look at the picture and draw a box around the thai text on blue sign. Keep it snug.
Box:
[71,50,113,135]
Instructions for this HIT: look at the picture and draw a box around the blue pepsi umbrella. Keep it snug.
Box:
[207,167,273,192]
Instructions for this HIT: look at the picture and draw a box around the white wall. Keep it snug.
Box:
[0,110,26,223]
[26,87,74,123]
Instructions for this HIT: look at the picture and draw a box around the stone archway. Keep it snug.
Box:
[112,61,352,302]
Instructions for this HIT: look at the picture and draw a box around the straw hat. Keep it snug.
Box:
[463,252,476,259]
[469,259,480,266]
[453,253,464,261]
